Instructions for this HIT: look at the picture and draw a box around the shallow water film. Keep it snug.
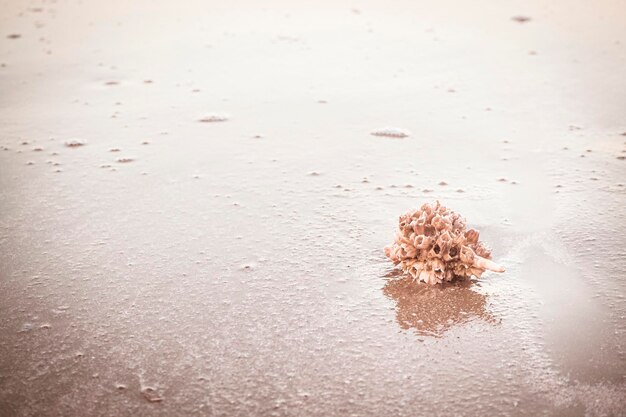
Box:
[1,0,625,416]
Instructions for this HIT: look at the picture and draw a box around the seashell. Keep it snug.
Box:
[472,255,505,273]
[459,246,475,264]
[384,201,504,285]
[428,243,443,259]
[474,244,491,259]
[413,235,432,250]
[442,243,460,262]
[465,229,479,244]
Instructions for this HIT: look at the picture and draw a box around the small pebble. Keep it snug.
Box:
[65,140,85,147]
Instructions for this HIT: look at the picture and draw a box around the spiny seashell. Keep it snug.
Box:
[384,201,504,285]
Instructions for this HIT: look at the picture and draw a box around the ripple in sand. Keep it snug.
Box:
[198,114,229,123]
[371,127,410,138]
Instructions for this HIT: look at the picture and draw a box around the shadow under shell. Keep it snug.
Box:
[382,271,498,337]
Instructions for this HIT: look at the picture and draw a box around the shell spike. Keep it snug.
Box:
[472,255,505,273]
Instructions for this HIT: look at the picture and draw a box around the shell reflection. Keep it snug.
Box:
[383,271,496,337]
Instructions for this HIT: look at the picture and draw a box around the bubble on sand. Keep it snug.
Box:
[65,140,85,147]
[198,114,229,123]
[511,16,531,23]
[19,323,34,332]
[370,127,410,138]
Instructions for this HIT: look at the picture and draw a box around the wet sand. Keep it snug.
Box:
[1,0,625,416]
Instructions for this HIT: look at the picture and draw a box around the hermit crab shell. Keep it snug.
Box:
[384,201,504,285]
